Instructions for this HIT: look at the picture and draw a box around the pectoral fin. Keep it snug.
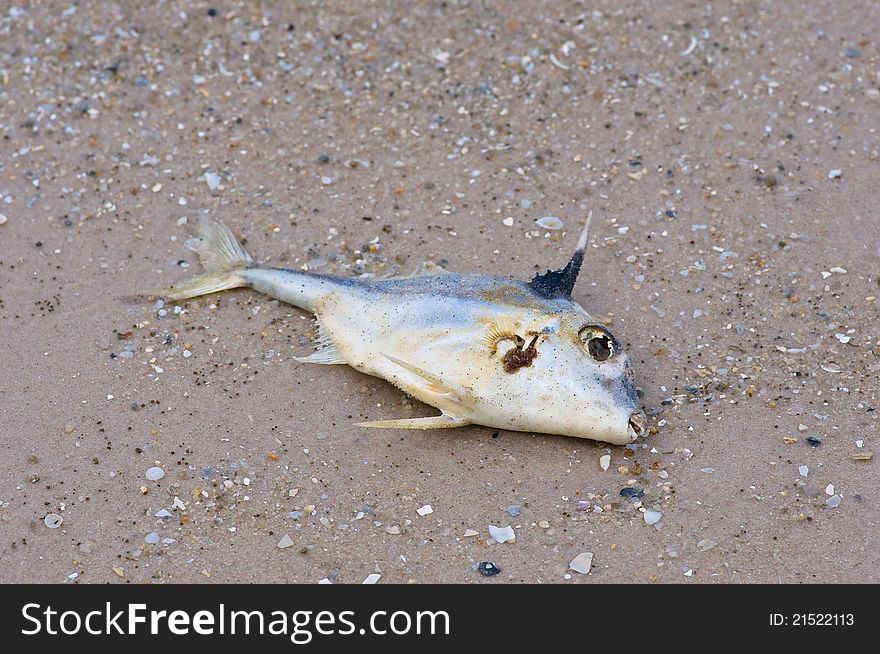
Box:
[352,353,473,430]
[353,414,470,430]
[380,353,455,396]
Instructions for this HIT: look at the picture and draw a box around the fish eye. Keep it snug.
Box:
[578,325,617,362]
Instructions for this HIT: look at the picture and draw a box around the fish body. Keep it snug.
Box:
[150,216,646,445]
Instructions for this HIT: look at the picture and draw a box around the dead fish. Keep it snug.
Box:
[147,214,646,445]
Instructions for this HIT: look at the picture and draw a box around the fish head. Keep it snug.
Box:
[481,310,646,445]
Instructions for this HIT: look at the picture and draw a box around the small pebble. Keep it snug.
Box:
[643,510,662,525]
[806,437,822,447]
[569,552,593,574]
[477,562,501,577]
[506,505,521,516]
[145,466,165,481]
[620,487,644,500]
[599,454,611,471]
[416,504,433,516]
[44,513,63,529]
[798,465,809,477]
[825,495,842,508]
[145,532,160,544]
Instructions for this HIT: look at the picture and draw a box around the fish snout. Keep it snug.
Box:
[627,411,648,440]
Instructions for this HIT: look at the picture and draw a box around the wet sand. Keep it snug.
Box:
[1,0,878,583]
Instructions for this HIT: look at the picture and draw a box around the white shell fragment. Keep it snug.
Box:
[362,573,381,584]
[145,532,160,544]
[44,513,63,529]
[488,524,516,543]
[798,465,809,477]
[205,171,221,190]
[599,454,611,471]
[697,538,718,552]
[416,504,433,516]
[536,216,564,230]
[643,510,662,525]
[569,552,593,574]
[145,466,165,481]
[277,534,294,549]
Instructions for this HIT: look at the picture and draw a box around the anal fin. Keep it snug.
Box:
[294,343,346,365]
[294,319,346,365]
[353,414,469,430]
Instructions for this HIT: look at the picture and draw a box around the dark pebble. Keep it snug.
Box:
[477,562,500,577]
[806,437,822,447]
[620,487,645,500]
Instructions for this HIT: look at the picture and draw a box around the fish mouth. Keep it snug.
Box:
[628,412,648,440]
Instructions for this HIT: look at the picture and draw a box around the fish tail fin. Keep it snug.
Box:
[145,217,255,301]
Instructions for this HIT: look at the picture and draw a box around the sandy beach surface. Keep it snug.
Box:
[1,0,878,584]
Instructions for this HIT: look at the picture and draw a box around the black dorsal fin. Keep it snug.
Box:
[528,211,592,299]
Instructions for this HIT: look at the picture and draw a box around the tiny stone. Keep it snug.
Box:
[620,487,645,500]
[502,217,514,227]
[827,169,842,179]
[643,510,662,525]
[44,513,63,529]
[145,466,165,481]
[806,437,822,447]
[488,524,515,543]
[825,484,835,496]
[538,520,550,529]
[112,566,125,578]
[569,552,593,574]
[145,532,160,544]
[599,454,611,471]
[477,562,501,577]
[385,525,401,535]
[277,534,294,549]
[798,465,809,476]
[155,509,172,518]
[506,504,521,516]
[825,494,842,508]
